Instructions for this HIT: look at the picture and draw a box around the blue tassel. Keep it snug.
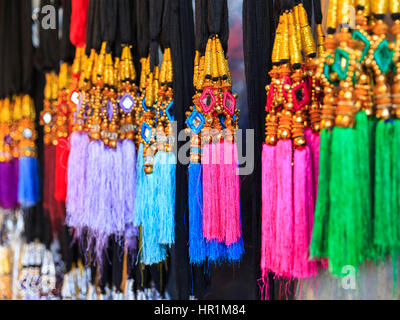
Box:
[225,238,245,263]
[188,162,208,264]
[188,162,228,265]
[207,240,226,264]
[18,156,40,208]
[154,151,176,245]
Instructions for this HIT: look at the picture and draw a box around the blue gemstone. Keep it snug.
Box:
[141,122,152,143]
[165,100,174,122]
[186,109,205,134]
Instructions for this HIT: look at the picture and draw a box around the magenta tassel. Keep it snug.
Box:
[293,146,317,278]
[275,139,294,277]
[261,144,277,279]
[220,141,241,245]
[202,142,222,241]
[304,128,320,202]
[66,132,89,233]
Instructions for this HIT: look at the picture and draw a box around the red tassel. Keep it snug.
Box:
[43,144,64,235]
[54,137,70,202]
[293,146,317,278]
[261,144,277,279]
[43,145,57,214]
[275,139,294,277]
[70,0,89,47]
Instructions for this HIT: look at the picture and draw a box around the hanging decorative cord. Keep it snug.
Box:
[261,0,323,292]
[134,0,177,266]
[310,0,400,283]
[186,0,244,265]
[0,0,40,210]
[66,0,91,239]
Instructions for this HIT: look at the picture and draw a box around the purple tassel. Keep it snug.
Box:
[90,143,125,259]
[120,140,138,250]
[0,159,18,209]
[84,140,104,244]
[66,132,89,236]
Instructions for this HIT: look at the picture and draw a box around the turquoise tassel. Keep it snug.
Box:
[154,151,176,245]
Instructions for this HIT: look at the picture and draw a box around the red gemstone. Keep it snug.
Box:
[199,88,216,113]
[222,91,236,115]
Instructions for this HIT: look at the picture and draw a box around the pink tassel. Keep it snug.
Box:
[220,140,241,245]
[293,146,317,278]
[261,144,277,279]
[202,142,221,241]
[304,128,320,202]
[275,139,294,277]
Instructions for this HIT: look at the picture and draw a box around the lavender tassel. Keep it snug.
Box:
[84,140,104,243]
[120,139,138,248]
[66,132,89,235]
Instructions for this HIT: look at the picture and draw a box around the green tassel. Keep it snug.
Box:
[311,129,332,259]
[391,120,400,251]
[354,111,374,261]
[327,111,372,275]
[374,120,394,258]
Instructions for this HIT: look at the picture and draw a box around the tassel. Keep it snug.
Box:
[374,119,394,259]
[220,140,241,245]
[66,132,89,233]
[188,162,207,264]
[133,144,145,228]
[188,162,229,265]
[392,119,400,253]
[293,145,317,278]
[202,142,222,241]
[120,139,138,250]
[354,111,373,260]
[18,156,40,208]
[304,127,320,201]
[329,127,355,275]
[329,124,368,275]
[225,238,245,263]
[92,145,125,258]
[54,136,70,202]
[261,144,277,279]
[83,140,104,237]
[139,170,167,265]
[134,144,167,265]
[0,159,18,209]
[275,139,294,277]
[154,151,176,245]
[310,129,332,259]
